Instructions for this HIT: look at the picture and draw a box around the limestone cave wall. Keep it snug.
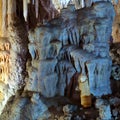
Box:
[0,0,120,120]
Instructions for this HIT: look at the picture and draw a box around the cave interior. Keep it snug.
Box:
[0,0,120,120]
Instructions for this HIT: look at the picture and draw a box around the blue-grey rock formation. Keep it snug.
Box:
[26,1,115,98]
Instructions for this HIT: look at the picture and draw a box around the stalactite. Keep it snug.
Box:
[32,0,35,5]
[0,1,2,37]
[81,0,85,8]
[7,0,16,25]
[27,0,30,4]
[1,0,7,37]
[23,0,28,22]
[2,0,7,32]
[35,0,39,18]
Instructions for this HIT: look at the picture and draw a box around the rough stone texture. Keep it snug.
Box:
[95,97,120,120]
[63,104,77,114]
[0,20,28,115]
[0,93,50,120]
[0,0,117,118]
[52,0,118,10]
[95,99,112,120]
[110,43,120,65]
[110,43,120,94]
[26,1,115,98]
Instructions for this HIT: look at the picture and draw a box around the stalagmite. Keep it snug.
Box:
[78,74,91,108]
[23,0,28,21]
[35,0,39,18]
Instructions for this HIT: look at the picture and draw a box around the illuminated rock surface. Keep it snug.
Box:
[26,1,114,98]
[0,22,28,115]
[0,0,120,120]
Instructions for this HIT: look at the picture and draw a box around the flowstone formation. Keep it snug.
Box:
[0,1,116,120]
[26,1,115,99]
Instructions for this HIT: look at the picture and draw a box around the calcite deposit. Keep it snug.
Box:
[0,0,120,120]
[26,1,115,102]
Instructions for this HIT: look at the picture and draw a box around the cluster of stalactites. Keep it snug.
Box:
[22,0,92,22]
[0,0,16,37]
[22,0,60,29]
[23,0,39,22]
[51,0,119,10]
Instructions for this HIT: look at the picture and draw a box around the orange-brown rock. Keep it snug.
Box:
[112,0,120,42]
[0,91,4,102]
